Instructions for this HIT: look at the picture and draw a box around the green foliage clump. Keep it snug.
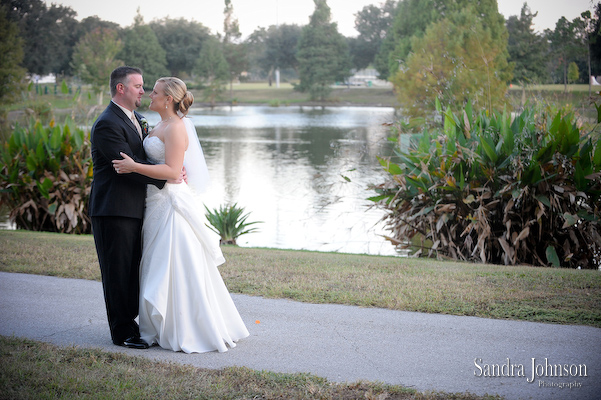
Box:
[0,119,92,233]
[371,101,601,269]
[205,203,261,245]
[567,62,580,84]
[391,4,511,117]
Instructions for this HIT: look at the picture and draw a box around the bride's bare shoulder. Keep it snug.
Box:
[164,118,188,145]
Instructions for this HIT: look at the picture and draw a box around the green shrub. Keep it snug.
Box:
[371,101,601,269]
[0,118,92,233]
[205,203,261,245]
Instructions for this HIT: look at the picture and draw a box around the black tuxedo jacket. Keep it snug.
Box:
[89,101,165,219]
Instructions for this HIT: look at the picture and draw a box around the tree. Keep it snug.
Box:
[71,27,123,105]
[0,5,25,105]
[591,3,601,79]
[119,11,168,87]
[373,31,397,80]
[347,37,374,72]
[383,0,510,83]
[391,5,511,117]
[295,0,352,101]
[150,18,211,77]
[577,8,600,95]
[506,3,549,85]
[568,61,579,83]
[548,17,582,92]
[382,0,437,80]
[267,24,302,74]
[350,0,397,71]
[2,0,78,76]
[571,13,592,86]
[248,24,302,84]
[222,0,247,98]
[43,3,79,76]
[195,37,229,107]
[244,27,269,80]
[77,16,121,35]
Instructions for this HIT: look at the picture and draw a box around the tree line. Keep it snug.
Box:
[1,0,600,110]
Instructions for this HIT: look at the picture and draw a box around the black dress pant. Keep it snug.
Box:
[92,216,143,345]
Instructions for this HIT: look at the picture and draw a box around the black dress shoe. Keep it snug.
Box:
[122,336,149,349]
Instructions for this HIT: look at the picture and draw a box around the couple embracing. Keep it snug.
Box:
[89,66,249,353]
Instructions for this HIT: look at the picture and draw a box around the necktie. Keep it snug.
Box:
[131,114,142,139]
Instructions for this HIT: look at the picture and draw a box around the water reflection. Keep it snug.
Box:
[146,106,399,256]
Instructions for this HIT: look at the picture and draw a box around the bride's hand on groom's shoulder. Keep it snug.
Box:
[112,152,136,174]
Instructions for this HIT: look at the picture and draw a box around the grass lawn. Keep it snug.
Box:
[216,82,398,107]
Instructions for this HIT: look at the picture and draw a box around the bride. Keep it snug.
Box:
[112,77,249,353]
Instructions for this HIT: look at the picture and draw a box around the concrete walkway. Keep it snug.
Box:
[0,271,599,400]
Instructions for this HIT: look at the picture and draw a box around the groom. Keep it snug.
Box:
[89,66,165,349]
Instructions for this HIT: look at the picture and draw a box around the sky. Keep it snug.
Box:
[45,0,596,38]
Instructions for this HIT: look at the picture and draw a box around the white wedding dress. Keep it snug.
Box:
[138,122,249,353]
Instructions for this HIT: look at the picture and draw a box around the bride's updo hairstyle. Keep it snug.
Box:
[158,77,194,116]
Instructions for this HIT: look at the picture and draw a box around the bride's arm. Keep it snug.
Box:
[112,122,187,180]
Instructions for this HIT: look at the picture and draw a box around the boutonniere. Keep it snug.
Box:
[139,116,149,135]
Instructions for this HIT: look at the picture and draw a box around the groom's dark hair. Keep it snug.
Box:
[110,66,143,97]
